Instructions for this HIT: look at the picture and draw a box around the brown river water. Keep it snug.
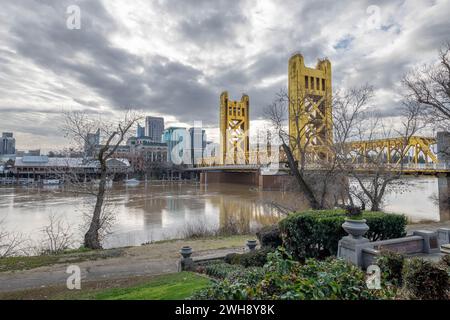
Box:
[0,177,443,249]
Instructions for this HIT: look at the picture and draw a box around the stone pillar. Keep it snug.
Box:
[412,230,440,254]
[437,228,450,246]
[337,219,371,268]
[436,132,450,222]
[437,174,450,221]
[437,131,450,162]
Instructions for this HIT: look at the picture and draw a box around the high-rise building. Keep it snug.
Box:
[136,123,145,138]
[84,129,100,158]
[145,116,164,142]
[162,127,188,164]
[0,132,16,155]
[188,127,206,165]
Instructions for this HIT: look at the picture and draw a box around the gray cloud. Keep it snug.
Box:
[0,0,449,151]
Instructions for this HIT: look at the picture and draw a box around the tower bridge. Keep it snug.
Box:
[190,52,450,221]
[196,53,443,174]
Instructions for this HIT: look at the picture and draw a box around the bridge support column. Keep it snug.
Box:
[438,174,450,222]
[437,131,450,222]
[200,171,258,186]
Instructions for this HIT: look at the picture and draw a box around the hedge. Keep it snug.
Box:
[224,248,272,267]
[279,209,407,260]
[256,225,283,249]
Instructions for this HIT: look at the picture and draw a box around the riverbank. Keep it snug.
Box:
[0,234,251,298]
[2,218,450,300]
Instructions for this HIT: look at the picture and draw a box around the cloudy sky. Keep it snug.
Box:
[0,0,449,152]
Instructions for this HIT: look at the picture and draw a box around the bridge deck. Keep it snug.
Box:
[190,163,450,175]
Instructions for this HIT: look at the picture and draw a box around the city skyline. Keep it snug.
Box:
[1,1,449,152]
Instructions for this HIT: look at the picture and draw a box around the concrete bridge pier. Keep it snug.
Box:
[200,170,297,189]
[437,132,450,221]
[200,171,259,186]
[438,174,450,221]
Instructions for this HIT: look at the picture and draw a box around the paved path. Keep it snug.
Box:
[0,238,247,293]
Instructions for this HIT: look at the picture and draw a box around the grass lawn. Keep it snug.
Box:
[89,272,210,300]
[0,272,211,300]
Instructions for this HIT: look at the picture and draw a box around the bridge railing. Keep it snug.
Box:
[195,159,450,172]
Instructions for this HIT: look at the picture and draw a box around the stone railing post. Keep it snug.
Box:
[179,246,194,271]
[337,218,371,268]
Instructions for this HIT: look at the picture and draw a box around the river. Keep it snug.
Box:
[0,177,443,249]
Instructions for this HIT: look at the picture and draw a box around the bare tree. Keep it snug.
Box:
[62,110,142,249]
[39,213,75,254]
[342,101,424,211]
[403,42,450,127]
[0,218,28,257]
[264,84,374,210]
[264,88,321,209]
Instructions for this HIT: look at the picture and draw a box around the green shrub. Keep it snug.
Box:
[403,258,449,300]
[191,266,264,300]
[193,248,396,300]
[440,255,450,268]
[224,248,272,267]
[227,266,265,286]
[256,225,283,248]
[204,262,241,279]
[376,251,405,286]
[279,209,407,260]
[190,280,250,300]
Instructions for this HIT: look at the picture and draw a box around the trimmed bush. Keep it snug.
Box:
[225,248,272,267]
[279,209,407,260]
[256,225,283,249]
[376,251,405,286]
[403,258,449,300]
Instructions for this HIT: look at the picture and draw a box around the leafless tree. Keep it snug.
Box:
[403,42,450,128]
[39,213,75,254]
[62,110,142,249]
[264,84,374,210]
[342,101,425,211]
[0,218,28,257]
[264,87,321,209]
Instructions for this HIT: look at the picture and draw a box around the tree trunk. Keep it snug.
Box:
[84,167,107,249]
[370,202,380,212]
[282,143,320,209]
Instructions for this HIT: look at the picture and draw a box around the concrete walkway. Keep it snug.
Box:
[0,237,248,293]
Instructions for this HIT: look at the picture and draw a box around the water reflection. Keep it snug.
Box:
[0,177,444,249]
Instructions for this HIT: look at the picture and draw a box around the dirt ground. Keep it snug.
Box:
[0,235,250,296]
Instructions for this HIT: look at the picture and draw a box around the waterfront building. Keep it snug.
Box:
[84,129,100,158]
[127,141,168,173]
[0,132,16,156]
[16,149,41,157]
[136,123,145,138]
[162,127,189,164]
[145,116,164,142]
[12,155,130,180]
[188,127,207,166]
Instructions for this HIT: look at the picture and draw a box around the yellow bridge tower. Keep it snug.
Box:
[288,53,332,160]
[219,91,250,164]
